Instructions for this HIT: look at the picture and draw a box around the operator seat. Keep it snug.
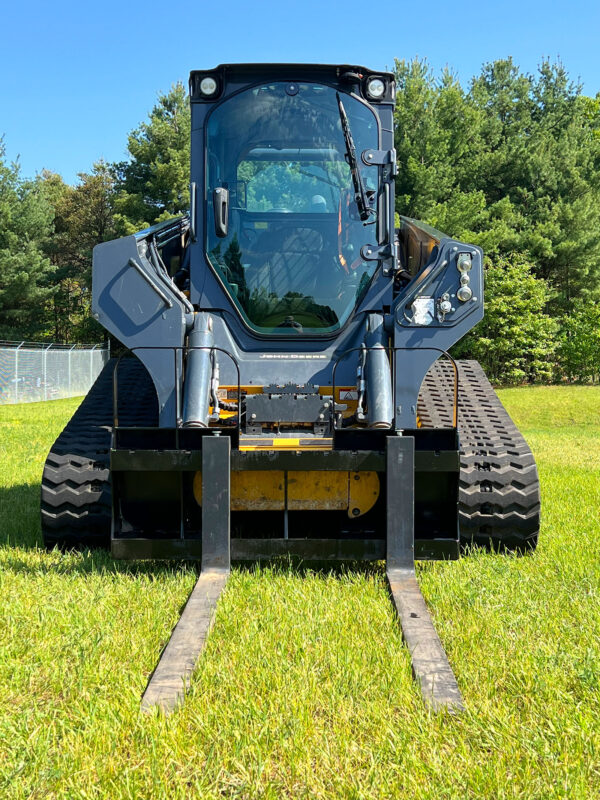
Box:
[249,226,336,298]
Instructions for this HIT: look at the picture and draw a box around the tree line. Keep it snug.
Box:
[0,58,599,383]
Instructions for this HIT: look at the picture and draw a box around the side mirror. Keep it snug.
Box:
[213,187,229,238]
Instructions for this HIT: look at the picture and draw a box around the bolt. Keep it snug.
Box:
[354,474,360,481]
[352,508,360,517]
[250,413,256,420]
[366,249,372,256]
[323,402,330,408]
[368,153,373,160]
[319,413,324,420]
[457,253,472,273]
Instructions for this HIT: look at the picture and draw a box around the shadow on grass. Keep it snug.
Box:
[0,483,198,578]
[0,483,44,550]
[231,557,386,578]
[1,548,200,578]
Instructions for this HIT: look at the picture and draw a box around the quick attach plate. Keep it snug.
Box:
[245,383,332,435]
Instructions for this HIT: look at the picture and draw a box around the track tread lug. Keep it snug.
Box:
[41,357,158,550]
[418,359,541,552]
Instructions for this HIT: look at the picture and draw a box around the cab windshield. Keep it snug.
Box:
[206,82,379,335]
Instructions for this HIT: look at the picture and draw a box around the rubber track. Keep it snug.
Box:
[41,358,158,549]
[418,359,540,552]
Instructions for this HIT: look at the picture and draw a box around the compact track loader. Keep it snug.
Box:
[41,64,540,713]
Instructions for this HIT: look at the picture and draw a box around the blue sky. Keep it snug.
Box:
[1,0,598,184]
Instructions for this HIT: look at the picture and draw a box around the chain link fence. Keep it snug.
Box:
[0,341,110,404]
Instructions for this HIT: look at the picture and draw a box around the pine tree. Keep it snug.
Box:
[112,83,190,234]
[0,143,56,339]
[394,58,600,307]
[38,162,116,342]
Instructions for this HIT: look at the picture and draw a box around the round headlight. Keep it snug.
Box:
[366,78,385,99]
[200,76,218,96]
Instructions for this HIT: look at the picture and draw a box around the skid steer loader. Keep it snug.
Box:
[41,64,540,713]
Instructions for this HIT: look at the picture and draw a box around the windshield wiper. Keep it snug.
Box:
[336,92,373,223]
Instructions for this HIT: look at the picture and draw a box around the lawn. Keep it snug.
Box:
[0,387,599,799]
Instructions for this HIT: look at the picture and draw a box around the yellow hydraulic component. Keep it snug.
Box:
[321,386,358,419]
[199,383,377,514]
[209,407,236,420]
[193,469,379,517]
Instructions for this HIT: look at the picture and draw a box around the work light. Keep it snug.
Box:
[366,78,385,99]
[200,76,218,96]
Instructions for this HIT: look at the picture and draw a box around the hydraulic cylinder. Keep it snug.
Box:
[182,313,214,427]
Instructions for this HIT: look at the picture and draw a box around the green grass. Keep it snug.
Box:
[0,388,599,798]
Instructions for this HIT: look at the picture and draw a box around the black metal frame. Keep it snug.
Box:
[112,434,422,557]
[331,346,459,429]
[113,345,242,432]
[134,423,464,714]
[113,344,459,432]
[110,429,459,561]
